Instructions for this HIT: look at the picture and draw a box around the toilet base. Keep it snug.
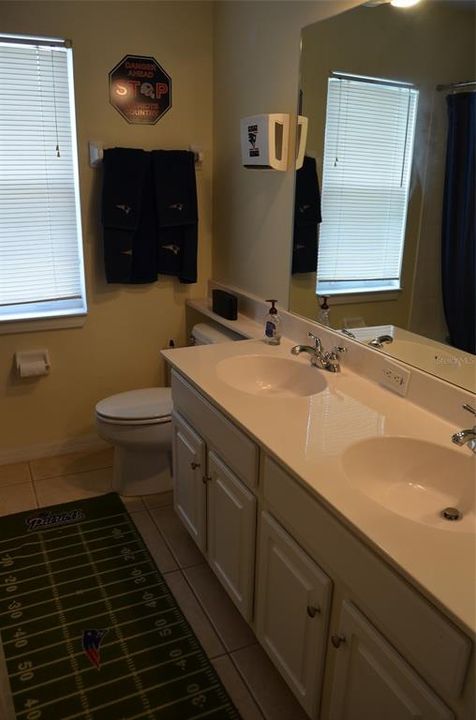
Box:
[113,446,173,496]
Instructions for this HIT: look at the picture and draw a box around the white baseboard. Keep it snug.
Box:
[0,434,110,466]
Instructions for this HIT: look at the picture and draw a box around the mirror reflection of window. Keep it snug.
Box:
[317,73,419,297]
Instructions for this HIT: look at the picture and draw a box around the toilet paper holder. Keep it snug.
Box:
[15,349,51,378]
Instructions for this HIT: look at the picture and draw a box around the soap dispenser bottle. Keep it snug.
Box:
[318,296,330,327]
[264,299,281,345]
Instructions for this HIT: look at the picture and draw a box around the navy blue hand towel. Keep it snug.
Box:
[152,150,198,226]
[102,148,148,230]
[294,155,322,226]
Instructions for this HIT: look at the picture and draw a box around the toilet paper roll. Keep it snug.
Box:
[19,360,49,378]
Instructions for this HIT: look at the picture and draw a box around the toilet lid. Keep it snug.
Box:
[96,387,172,422]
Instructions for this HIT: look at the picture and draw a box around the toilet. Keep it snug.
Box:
[95,323,242,496]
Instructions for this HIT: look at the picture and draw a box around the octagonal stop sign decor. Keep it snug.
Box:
[109,55,172,125]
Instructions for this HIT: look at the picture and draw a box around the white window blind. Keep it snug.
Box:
[0,35,86,323]
[317,75,419,296]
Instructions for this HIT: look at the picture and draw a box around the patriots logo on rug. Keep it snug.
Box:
[82,629,109,670]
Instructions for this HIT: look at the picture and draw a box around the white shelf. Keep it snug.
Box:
[187,298,263,339]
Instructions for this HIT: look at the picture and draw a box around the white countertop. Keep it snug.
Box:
[162,337,476,637]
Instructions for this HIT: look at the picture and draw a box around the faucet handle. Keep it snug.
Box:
[308,332,322,351]
[463,403,476,416]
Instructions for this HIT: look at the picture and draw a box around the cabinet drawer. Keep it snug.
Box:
[262,454,471,701]
[172,370,259,490]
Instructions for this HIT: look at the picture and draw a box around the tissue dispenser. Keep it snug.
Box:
[240,113,290,171]
[15,349,50,378]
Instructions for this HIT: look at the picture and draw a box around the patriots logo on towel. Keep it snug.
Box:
[82,629,108,670]
[162,243,181,255]
[116,204,131,214]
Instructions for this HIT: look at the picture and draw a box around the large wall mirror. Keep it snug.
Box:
[290,0,475,392]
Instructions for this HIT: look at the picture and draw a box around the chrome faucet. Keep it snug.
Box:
[368,334,393,348]
[451,403,476,453]
[291,332,347,373]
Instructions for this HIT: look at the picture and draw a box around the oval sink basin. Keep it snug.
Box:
[216,354,327,398]
[342,437,475,532]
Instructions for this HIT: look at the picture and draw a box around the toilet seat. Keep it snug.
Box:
[95,387,172,426]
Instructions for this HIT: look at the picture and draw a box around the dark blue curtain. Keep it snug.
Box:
[441,91,476,354]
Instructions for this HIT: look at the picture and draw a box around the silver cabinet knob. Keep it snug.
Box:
[190,462,200,470]
[307,605,320,618]
[331,634,346,648]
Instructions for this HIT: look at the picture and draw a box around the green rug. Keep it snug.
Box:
[0,493,241,720]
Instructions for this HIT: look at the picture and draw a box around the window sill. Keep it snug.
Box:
[0,314,87,336]
[317,289,401,306]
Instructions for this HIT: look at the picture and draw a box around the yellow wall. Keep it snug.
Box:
[0,1,213,458]
[212,0,360,306]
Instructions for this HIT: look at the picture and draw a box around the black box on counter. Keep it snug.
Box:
[212,289,238,320]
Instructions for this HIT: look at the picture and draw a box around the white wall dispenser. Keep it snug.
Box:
[240,113,290,171]
[15,349,51,378]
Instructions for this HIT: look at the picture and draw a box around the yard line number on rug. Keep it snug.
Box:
[0,493,240,720]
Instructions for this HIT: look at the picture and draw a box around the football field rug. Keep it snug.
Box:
[0,493,240,720]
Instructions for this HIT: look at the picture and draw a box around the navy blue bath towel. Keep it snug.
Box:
[102,148,158,283]
[153,150,198,284]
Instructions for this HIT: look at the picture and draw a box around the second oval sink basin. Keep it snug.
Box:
[216,354,327,397]
[342,437,475,532]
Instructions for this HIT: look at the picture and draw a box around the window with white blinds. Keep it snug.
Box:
[0,34,86,324]
[316,74,419,296]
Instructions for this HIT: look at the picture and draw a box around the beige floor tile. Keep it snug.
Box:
[120,496,145,513]
[30,447,114,481]
[212,655,264,720]
[231,644,309,720]
[165,571,225,659]
[141,490,173,510]
[130,511,178,574]
[34,467,113,507]
[0,482,37,516]
[184,563,256,652]
[149,506,204,568]
[0,462,30,488]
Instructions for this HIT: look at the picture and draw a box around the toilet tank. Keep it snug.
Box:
[191,322,244,345]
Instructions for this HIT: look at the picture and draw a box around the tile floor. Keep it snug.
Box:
[0,448,308,720]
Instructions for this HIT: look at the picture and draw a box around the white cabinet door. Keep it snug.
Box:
[328,601,454,720]
[172,411,207,552]
[256,512,332,718]
[207,450,256,622]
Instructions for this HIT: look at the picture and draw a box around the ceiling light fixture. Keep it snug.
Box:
[364,0,422,6]
[390,0,422,7]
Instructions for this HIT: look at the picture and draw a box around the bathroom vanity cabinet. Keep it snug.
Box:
[169,369,474,720]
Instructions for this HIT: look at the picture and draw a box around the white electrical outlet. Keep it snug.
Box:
[380,360,411,396]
